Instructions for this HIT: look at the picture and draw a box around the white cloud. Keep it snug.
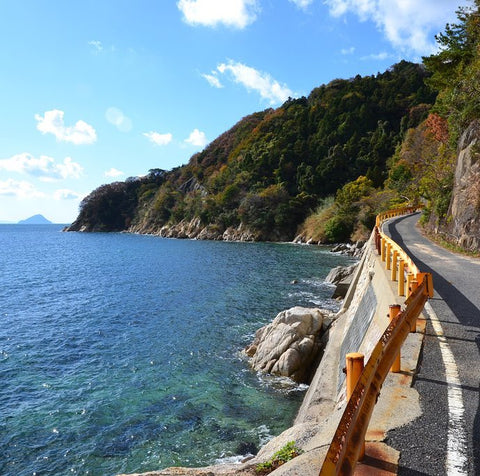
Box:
[177,0,258,28]
[54,157,83,180]
[289,0,313,9]
[88,40,103,53]
[105,107,133,133]
[202,72,223,88]
[0,153,83,181]
[35,109,97,145]
[341,46,355,55]
[326,0,355,17]
[217,60,293,105]
[54,189,82,200]
[0,179,44,198]
[325,0,470,56]
[104,167,125,178]
[185,129,208,148]
[361,51,391,61]
[143,131,173,146]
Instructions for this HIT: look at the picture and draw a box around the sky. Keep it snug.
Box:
[0,0,471,223]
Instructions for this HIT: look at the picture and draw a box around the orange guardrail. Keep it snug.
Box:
[375,206,418,228]
[319,206,433,475]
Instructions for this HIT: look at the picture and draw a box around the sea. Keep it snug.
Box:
[0,224,355,476]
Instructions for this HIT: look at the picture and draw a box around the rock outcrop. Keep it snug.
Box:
[325,263,358,299]
[128,218,259,242]
[325,264,357,285]
[245,307,333,383]
[330,241,365,258]
[444,120,480,251]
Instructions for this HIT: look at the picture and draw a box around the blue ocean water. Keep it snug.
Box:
[0,225,354,475]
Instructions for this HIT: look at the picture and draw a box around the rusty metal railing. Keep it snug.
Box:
[319,207,433,475]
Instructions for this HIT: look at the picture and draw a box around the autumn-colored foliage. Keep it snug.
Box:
[425,113,449,143]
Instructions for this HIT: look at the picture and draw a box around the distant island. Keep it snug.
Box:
[18,214,53,225]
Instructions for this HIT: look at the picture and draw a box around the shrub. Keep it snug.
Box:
[324,215,353,243]
[256,441,303,475]
[297,197,334,241]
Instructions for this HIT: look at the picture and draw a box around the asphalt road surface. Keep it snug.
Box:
[383,213,480,476]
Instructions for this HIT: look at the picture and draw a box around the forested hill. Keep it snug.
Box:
[67,61,436,241]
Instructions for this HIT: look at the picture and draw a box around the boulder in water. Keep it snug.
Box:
[325,264,357,285]
[245,306,333,383]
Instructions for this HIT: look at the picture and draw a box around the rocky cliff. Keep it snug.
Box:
[428,120,480,251]
[128,217,260,241]
[445,120,480,251]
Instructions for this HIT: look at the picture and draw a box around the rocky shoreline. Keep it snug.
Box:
[66,214,368,253]
[127,218,260,242]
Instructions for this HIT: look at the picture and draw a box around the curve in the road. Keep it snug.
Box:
[384,213,480,476]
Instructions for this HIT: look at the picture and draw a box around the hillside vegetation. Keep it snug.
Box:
[67,2,480,249]
[385,1,480,250]
[68,61,436,241]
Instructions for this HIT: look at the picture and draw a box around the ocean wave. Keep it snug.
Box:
[256,372,309,394]
[214,454,252,465]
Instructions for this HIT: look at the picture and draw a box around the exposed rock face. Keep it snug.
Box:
[245,307,333,383]
[325,264,357,285]
[222,224,257,242]
[445,120,480,251]
[128,218,259,241]
[325,263,358,299]
[331,241,365,258]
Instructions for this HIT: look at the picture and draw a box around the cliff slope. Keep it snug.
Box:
[440,120,480,251]
[66,62,434,241]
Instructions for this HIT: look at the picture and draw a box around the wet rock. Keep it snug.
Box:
[331,243,349,253]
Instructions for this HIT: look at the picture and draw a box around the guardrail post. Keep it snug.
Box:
[346,352,364,399]
[409,280,419,332]
[346,352,365,460]
[391,250,398,281]
[374,227,381,254]
[406,273,414,297]
[386,242,392,270]
[389,305,402,373]
[381,238,386,262]
[398,260,405,296]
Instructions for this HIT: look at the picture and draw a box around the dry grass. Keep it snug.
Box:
[299,198,335,242]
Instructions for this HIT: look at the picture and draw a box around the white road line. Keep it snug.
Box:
[424,301,468,475]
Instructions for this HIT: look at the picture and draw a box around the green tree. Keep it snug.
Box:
[423,2,480,136]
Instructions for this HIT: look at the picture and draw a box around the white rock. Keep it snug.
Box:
[247,307,331,383]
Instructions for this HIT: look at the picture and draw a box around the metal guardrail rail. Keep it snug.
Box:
[319,207,433,475]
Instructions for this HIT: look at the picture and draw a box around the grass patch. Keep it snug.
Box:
[255,441,304,475]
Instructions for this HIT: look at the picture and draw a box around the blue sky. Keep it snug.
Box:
[0,0,470,223]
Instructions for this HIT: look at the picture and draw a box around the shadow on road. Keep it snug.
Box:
[387,214,480,475]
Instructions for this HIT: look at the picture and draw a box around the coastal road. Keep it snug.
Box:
[383,213,480,476]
